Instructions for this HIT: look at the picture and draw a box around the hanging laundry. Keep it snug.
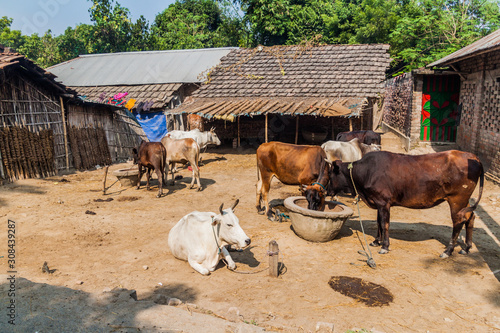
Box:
[125,99,137,110]
[98,92,107,102]
[135,101,145,113]
[114,92,128,100]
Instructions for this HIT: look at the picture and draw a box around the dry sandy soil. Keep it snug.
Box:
[1,133,500,332]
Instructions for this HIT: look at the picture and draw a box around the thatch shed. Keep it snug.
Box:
[0,45,74,181]
[170,44,391,146]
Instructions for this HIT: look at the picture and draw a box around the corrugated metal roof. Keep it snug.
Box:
[428,29,500,67]
[47,47,238,86]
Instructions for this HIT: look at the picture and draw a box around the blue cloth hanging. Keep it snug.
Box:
[134,111,168,142]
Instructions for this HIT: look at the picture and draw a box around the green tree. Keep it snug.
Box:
[87,0,133,53]
[389,0,500,73]
[150,0,246,50]
[0,16,25,50]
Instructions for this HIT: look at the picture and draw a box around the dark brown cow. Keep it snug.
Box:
[132,141,166,198]
[325,150,484,257]
[256,142,328,219]
[336,130,382,145]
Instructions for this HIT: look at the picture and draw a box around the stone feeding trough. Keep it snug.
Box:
[112,166,140,187]
[284,196,354,242]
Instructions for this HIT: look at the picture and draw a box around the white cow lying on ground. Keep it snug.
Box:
[168,199,251,275]
[321,138,380,162]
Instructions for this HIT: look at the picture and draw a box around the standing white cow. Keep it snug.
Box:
[168,127,221,150]
[168,200,251,275]
[321,138,380,162]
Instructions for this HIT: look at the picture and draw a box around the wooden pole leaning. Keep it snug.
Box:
[59,96,69,170]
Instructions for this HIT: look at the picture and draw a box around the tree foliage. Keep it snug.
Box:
[149,0,246,49]
[0,0,499,72]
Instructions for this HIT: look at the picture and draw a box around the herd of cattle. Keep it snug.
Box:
[132,129,484,274]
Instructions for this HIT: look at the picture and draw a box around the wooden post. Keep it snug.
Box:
[268,240,279,277]
[331,118,334,140]
[102,165,109,194]
[265,114,268,143]
[237,116,240,147]
[60,96,70,170]
[349,117,353,131]
[295,116,299,144]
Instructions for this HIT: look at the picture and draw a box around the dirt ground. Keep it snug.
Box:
[1,133,500,332]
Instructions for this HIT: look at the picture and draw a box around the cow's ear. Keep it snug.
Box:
[211,215,221,226]
[132,148,137,155]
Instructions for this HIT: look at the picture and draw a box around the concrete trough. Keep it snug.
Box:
[284,196,353,242]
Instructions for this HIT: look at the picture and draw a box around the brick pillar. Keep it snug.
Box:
[470,57,486,154]
[410,76,423,148]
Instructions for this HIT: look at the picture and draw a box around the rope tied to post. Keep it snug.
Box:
[348,163,376,269]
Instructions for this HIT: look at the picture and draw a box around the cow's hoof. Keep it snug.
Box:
[439,252,450,258]
[257,209,265,215]
[369,241,381,247]
[458,249,468,255]
[156,194,161,198]
[197,187,202,192]
[378,248,389,254]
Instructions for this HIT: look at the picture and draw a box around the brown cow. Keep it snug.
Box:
[256,141,328,219]
[161,134,202,191]
[325,150,484,257]
[132,141,166,198]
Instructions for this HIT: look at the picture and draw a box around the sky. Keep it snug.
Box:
[2,0,177,36]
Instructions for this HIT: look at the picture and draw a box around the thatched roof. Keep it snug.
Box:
[0,46,74,95]
[172,44,391,118]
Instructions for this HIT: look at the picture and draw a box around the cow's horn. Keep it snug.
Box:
[211,127,215,131]
[231,199,239,210]
[324,158,333,165]
[219,203,224,214]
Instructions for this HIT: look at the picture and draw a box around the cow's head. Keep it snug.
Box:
[326,159,351,196]
[212,199,251,249]
[301,183,326,211]
[360,143,381,155]
[132,140,147,164]
[209,127,221,146]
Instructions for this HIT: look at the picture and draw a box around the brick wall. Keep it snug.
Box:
[383,72,413,137]
[455,55,500,178]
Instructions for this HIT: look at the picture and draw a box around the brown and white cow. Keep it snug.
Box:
[321,138,380,162]
[132,141,166,198]
[325,150,484,257]
[336,130,382,145]
[161,134,202,191]
[256,141,329,219]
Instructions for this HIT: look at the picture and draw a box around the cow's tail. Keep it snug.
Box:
[256,154,261,182]
[458,163,484,218]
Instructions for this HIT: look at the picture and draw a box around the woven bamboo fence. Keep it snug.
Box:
[68,125,111,170]
[67,104,146,163]
[0,125,55,181]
